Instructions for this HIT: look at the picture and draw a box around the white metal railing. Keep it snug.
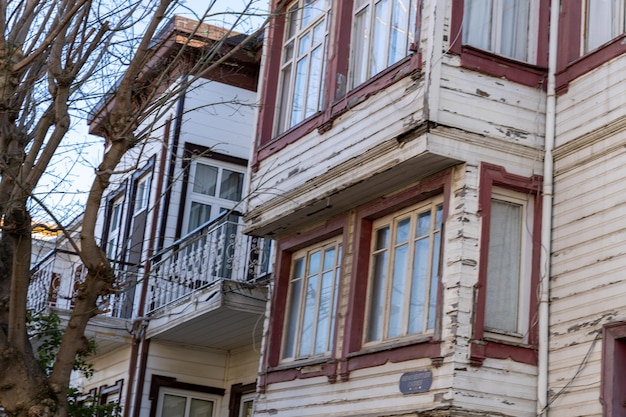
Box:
[28,250,136,319]
[146,214,273,315]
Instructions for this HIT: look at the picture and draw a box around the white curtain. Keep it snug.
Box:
[485,199,522,333]
[463,0,492,51]
[500,0,530,61]
[586,0,614,52]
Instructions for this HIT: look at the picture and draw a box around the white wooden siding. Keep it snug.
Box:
[551,63,626,415]
[137,341,259,417]
[556,53,626,147]
[76,346,132,411]
[438,63,545,149]
[182,79,256,161]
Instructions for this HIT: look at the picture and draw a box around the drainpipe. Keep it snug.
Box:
[538,0,559,414]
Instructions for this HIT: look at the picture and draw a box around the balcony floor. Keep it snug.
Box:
[145,280,267,350]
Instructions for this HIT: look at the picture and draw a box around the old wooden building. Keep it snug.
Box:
[244,0,625,416]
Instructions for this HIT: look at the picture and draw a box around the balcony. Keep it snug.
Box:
[27,212,274,352]
[144,213,273,349]
[28,249,134,354]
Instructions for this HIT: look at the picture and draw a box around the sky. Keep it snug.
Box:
[33,0,269,224]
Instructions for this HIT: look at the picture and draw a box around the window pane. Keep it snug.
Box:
[387,243,408,338]
[162,394,186,417]
[499,0,530,61]
[189,399,213,417]
[292,56,308,125]
[240,399,254,417]
[485,199,522,333]
[136,177,150,212]
[298,274,318,357]
[463,0,492,51]
[111,201,122,231]
[219,169,244,201]
[371,0,391,76]
[408,237,429,334]
[193,164,218,196]
[389,0,410,65]
[352,6,371,86]
[306,44,324,118]
[302,0,325,27]
[283,266,303,359]
[428,230,441,330]
[188,202,212,232]
[367,250,388,342]
[586,0,615,52]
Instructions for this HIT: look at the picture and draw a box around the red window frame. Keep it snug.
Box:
[601,321,626,417]
[449,0,549,88]
[259,215,348,390]
[253,0,422,168]
[470,163,542,366]
[338,169,453,381]
[556,0,626,94]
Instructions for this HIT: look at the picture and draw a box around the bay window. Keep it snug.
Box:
[350,0,418,88]
[276,0,330,134]
[257,0,422,154]
[364,198,443,344]
[282,237,342,361]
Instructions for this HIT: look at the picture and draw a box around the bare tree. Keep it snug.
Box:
[0,1,269,416]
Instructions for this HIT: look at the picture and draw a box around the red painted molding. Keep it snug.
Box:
[347,342,442,373]
[470,340,538,366]
[600,321,626,417]
[263,360,339,386]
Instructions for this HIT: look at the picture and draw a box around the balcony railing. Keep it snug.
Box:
[146,213,273,315]
[28,249,136,319]
[28,213,274,320]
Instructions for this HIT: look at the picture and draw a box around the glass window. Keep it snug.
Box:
[365,198,443,343]
[219,169,244,201]
[350,0,418,88]
[193,163,218,196]
[107,198,124,259]
[135,175,151,213]
[187,202,212,232]
[484,188,533,339]
[462,0,537,63]
[238,393,254,417]
[157,389,217,417]
[276,0,331,133]
[584,0,625,52]
[282,237,342,360]
[186,160,246,232]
